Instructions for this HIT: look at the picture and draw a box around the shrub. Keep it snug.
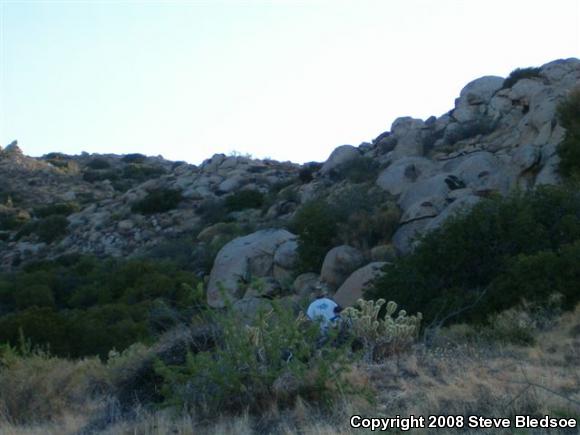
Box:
[121,153,147,164]
[291,200,338,273]
[224,189,265,212]
[155,302,355,416]
[33,202,79,218]
[14,284,55,310]
[335,157,381,184]
[299,167,314,183]
[0,213,26,231]
[337,206,400,250]
[82,169,118,183]
[16,215,69,244]
[196,197,228,225]
[0,255,202,358]
[0,343,105,424]
[131,188,183,215]
[557,87,580,178]
[122,164,166,181]
[502,66,542,89]
[85,158,111,170]
[368,184,580,327]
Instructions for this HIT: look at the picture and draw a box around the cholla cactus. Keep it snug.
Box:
[342,299,422,361]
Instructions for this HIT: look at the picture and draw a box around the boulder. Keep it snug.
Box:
[206,229,297,307]
[399,197,445,224]
[273,239,299,281]
[376,157,437,196]
[453,76,504,123]
[293,273,320,297]
[333,262,387,307]
[452,152,509,194]
[424,195,482,233]
[370,244,398,263]
[535,154,561,186]
[398,174,455,212]
[320,245,365,290]
[320,145,360,174]
[390,117,426,158]
[392,219,431,255]
[512,143,541,173]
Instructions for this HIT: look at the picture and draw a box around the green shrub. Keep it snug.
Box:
[335,157,381,183]
[85,158,111,170]
[224,189,265,212]
[197,197,228,225]
[0,213,25,231]
[132,188,182,215]
[121,153,147,164]
[368,184,580,327]
[14,285,55,310]
[299,167,314,183]
[122,164,166,180]
[291,200,338,273]
[155,302,355,416]
[502,66,542,89]
[0,255,202,358]
[33,202,79,218]
[16,215,69,244]
[82,169,118,183]
[557,87,580,179]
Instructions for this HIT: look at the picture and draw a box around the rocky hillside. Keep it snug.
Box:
[1,58,578,310]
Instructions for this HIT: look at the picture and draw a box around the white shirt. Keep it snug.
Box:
[307,297,340,331]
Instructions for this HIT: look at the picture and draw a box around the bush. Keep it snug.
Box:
[132,188,183,215]
[82,169,118,183]
[291,200,338,273]
[155,302,356,416]
[0,255,202,358]
[0,343,105,424]
[121,153,147,164]
[334,157,381,184]
[299,167,314,183]
[85,158,111,170]
[16,215,69,244]
[196,197,228,225]
[0,213,26,231]
[557,87,580,179]
[502,66,542,89]
[33,202,79,218]
[368,184,580,327]
[122,164,166,181]
[224,189,265,212]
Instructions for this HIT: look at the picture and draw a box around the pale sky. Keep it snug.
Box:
[0,0,579,164]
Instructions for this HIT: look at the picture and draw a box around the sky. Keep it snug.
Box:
[0,0,579,165]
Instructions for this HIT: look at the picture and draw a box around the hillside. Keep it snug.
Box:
[0,58,579,434]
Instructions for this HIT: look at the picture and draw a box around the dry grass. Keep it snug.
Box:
[1,305,579,435]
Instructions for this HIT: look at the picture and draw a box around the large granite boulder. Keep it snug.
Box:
[320,245,365,290]
[376,157,436,196]
[206,229,297,307]
[453,76,504,123]
[334,262,387,307]
[320,145,360,175]
[390,117,426,158]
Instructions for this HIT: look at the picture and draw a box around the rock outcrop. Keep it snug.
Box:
[206,229,298,307]
[0,58,577,308]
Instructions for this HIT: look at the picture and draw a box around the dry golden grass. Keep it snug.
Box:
[1,305,579,435]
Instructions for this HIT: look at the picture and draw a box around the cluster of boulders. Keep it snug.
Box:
[0,58,578,306]
[206,228,387,317]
